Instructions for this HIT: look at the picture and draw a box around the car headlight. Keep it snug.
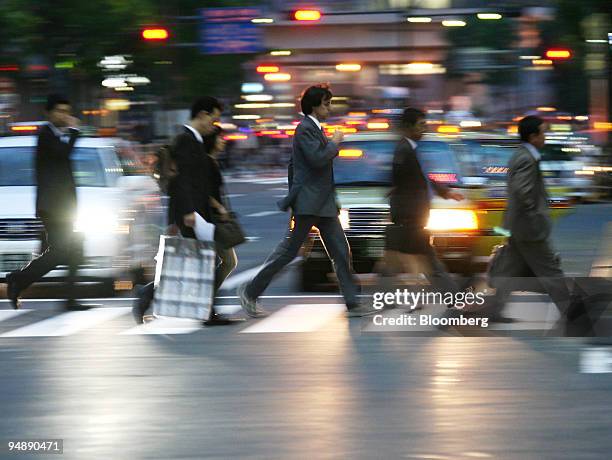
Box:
[339,208,350,230]
[73,209,128,234]
[426,209,478,231]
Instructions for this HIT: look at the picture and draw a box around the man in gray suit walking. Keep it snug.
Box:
[487,115,574,321]
[238,84,374,317]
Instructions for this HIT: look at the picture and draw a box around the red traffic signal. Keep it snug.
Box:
[545,49,571,59]
[292,10,322,21]
[142,28,169,40]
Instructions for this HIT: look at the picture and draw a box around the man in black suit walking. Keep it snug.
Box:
[6,94,87,310]
[167,96,240,326]
[386,108,464,298]
[238,84,374,317]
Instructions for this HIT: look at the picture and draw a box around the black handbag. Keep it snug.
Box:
[212,180,246,250]
[213,211,246,249]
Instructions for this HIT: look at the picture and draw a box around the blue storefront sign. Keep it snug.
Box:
[200,7,264,55]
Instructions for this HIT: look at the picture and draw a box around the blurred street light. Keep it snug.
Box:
[545,49,572,59]
[251,18,274,24]
[98,55,132,71]
[477,13,502,20]
[233,115,261,120]
[336,63,361,72]
[442,20,466,27]
[257,65,280,73]
[264,73,291,81]
[293,10,322,22]
[142,28,169,40]
[270,50,292,56]
[242,83,264,93]
[407,17,432,23]
[242,94,273,102]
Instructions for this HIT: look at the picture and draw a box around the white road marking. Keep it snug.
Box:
[245,236,261,242]
[0,307,130,338]
[245,211,283,218]
[0,309,32,322]
[241,304,346,333]
[580,348,612,373]
[226,194,245,199]
[123,305,244,336]
[121,317,203,335]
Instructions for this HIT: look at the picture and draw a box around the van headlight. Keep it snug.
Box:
[73,209,128,234]
[426,209,478,231]
[339,208,350,230]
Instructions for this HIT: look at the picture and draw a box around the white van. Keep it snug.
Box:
[0,135,163,292]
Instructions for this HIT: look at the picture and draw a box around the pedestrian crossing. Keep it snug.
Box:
[0,295,577,339]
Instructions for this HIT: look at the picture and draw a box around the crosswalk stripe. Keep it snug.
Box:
[0,309,32,322]
[121,317,203,335]
[121,305,243,335]
[240,304,346,333]
[580,348,612,373]
[0,307,130,338]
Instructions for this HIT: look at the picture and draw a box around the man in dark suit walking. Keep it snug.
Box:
[6,94,87,310]
[485,115,574,321]
[238,84,374,317]
[385,108,464,298]
[167,96,240,326]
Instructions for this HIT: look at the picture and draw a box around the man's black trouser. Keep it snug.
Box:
[12,215,82,302]
[490,237,571,317]
[245,214,360,306]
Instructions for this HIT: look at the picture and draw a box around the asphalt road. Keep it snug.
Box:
[1,174,612,459]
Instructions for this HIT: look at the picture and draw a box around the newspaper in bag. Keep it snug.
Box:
[152,235,216,320]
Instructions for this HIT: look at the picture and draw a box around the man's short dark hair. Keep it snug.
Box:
[300,84,333,115]
[519,115,544,143]
[46,94,70,112]
[399,107,426,128]
[191,96,223,119]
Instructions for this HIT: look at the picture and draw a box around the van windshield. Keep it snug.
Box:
[0,147,107,186]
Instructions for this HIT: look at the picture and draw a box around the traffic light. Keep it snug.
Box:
[545,48,571,60]
[142,28,169,41]
[292,10,322,21]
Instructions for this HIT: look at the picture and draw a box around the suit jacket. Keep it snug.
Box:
[503,144,551,242]
[168,127,213,227]
[389,138,449,228]
[35,123,79,221]
[280,116,339,217]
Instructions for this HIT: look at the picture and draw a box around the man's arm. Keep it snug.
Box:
[511,156,538,212]
[171,135,196,220]
[297,128,339,169]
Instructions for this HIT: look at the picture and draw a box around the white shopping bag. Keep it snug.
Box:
[151,235,216,321]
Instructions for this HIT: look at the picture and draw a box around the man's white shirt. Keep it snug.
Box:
[405,137,418,150]
[184,124,204,144]
[307,115,322,131]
